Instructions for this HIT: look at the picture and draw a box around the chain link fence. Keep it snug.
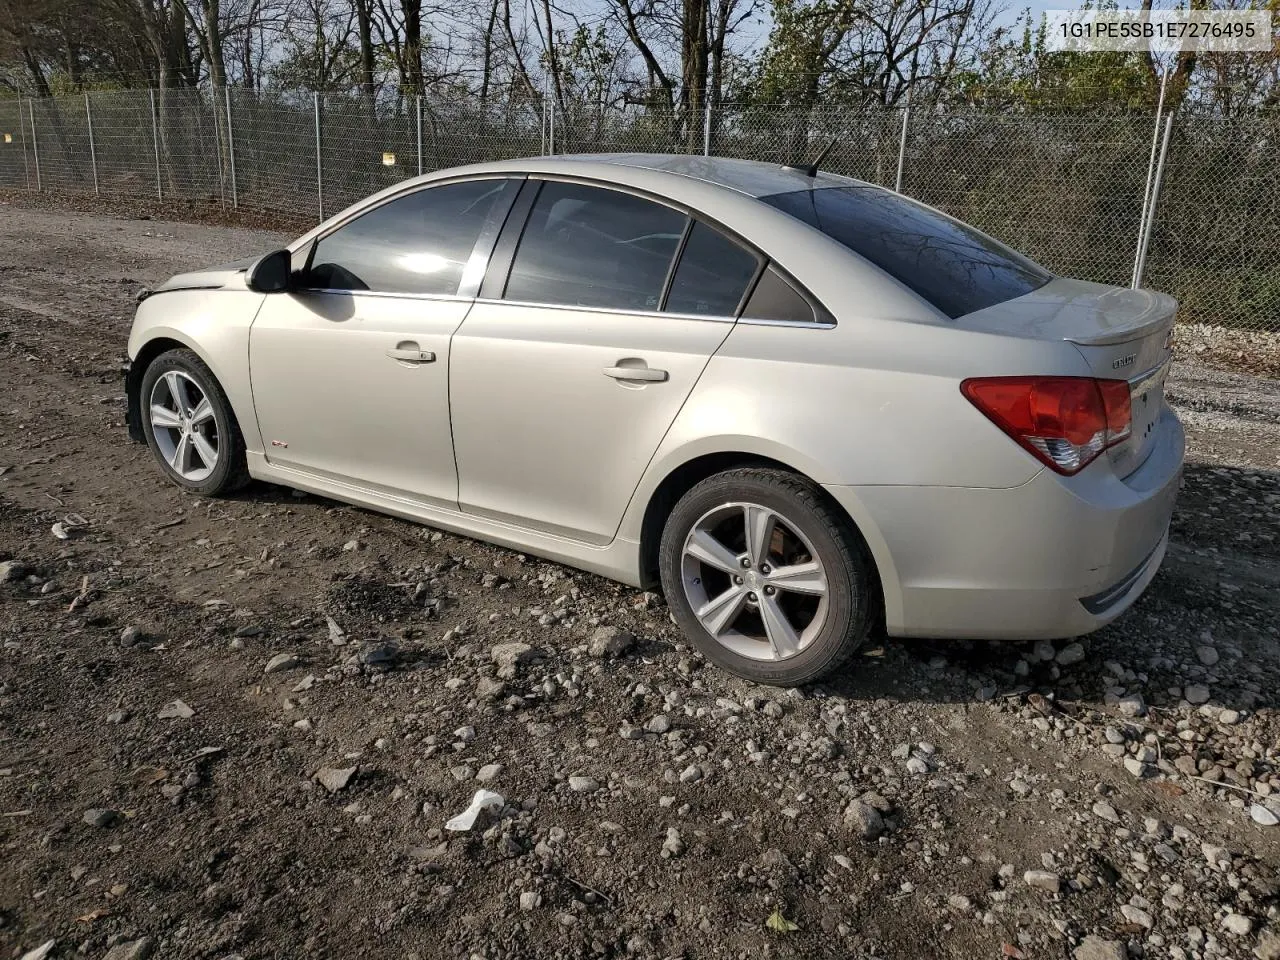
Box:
[0,88,1276,335]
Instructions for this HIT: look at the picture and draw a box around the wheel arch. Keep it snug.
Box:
[635,450,896,633]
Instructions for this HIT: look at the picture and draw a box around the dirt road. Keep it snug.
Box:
[2,200,1279,960]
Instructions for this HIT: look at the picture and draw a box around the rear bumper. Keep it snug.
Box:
[124,361,145,443]
[824,407,1184,640]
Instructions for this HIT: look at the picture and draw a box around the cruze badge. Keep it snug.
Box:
[1112,354,1136,369]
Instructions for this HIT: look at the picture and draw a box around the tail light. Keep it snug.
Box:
[961,376,1132,475]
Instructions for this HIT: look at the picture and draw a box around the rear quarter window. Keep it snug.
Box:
[761,186,1051,319]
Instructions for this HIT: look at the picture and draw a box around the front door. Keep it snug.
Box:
[248,177,517,506]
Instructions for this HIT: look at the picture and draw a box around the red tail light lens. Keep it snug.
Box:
[961,376,1133,475]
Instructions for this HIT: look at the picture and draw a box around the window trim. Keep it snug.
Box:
[479,173,832,327]
[297,174,524,298]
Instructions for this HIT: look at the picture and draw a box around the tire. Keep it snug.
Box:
[658,467,877,686]
[139,348,250,496]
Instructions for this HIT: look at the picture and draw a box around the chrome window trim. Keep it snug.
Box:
[300,288,475,306]
[473,296,737,324]
[738,316,837,330]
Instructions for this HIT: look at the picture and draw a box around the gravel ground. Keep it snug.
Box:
[1,200,1279,960]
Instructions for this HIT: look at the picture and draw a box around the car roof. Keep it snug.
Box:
[439,153,863,200]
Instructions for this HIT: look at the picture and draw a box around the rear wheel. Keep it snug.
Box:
[659,468,877,686]
[140,349,249,496]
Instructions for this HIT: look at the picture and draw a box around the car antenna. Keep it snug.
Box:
[783,139,838,178]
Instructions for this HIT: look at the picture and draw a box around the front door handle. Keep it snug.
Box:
[603,365,668,383]
[387,345,436,364]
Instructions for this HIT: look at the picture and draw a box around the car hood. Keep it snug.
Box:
[150,255,257,294]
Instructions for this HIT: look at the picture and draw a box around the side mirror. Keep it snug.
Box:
[246,249,292,293]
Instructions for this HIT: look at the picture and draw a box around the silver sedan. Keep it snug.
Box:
[125,154,1184,686]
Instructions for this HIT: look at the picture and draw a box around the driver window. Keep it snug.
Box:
[307,179,510,296]
[504,181,688,311]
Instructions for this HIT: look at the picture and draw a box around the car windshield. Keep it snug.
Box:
[761,185,1052,319]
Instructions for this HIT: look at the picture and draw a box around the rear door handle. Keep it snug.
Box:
[387,346,436,364]
[603,365,668,383]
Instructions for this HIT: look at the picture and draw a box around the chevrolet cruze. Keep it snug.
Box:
[125,154,1184,686]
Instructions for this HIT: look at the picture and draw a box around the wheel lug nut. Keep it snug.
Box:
[733,575,744,585]
[747,592,757,602]
[764,586,776,596]
[740,557,751,568]
[760,564,771,574]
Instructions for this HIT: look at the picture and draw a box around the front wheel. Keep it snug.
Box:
[139,348,249,496]
[658,468,877,686]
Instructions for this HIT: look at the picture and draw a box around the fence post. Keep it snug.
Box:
[1133,114,1174,292]
[541,75,548,156]
[17,97,31,190]
[894,102,911,194]
[416,95,423,176]
[224,88,238,209]
[85,92,99,196]
[28,98,41,191]
[149,89,162,200]
[703,99,712,156]
[1133,70,1169,288]
[314,92,324,222]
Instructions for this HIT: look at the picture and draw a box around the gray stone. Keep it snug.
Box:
[1123,757,1150,778]
[357,640,398,667]
[476,677,506,700]
[844,800,885,840]
[119,625,146,646]
[568,775,599,793]
[1055,642,1086,666]
[1092,801,1120,823]
[82,808,118,828]
[0,560,23,583]
[1033,640,1056,661]
[1253,932,1280,960]
[588,626,635,658]
[678,764,703,784]
[157,699,194,719]
[1196,645,1220,666]
[1120,905,1153,929]
[1116,694,1145,718]
[644,715,671,735]
[1072,935,1127,960]
[905,756,929,775]
[947,894,972,911]
[315,765,357,793]
[264,652,300,674]
[1184,684,1211,705]
[1222,913,1253,936]
[1024,870,1060,893]
[102,938,156,960]
[476,764,503,783]
[492,642,535,678]
[661,827,685,858]
[519,891,541,911]
[1250,804,1279,826]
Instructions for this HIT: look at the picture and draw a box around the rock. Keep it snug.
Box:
[678,764,703,784]
[1055,642,1086,666]
[1120,905,1153,929]
[1251,804,1279,826]
[1196,645,1220,666]
[102,938,156,960]
[476,677,506,700]
[568,776,599,793]
[1123,757,1149,778]
[1103,726,1125,744]
[1116,694,1145,718]
[844,800,885,840]
[82,808,118,828]
[476,763,503,783]
[661,827,685,858]
[1219,709,1242,725]
[119,625,147,646]
[1092,801,1120,823]
[492,642,535,678]
[292,674,317,692]
[19,942,56,960]
[315,765,357,793]
[1073,935,1127,960]
[905,756,929,775]
[1222,913,1254,936]
[1184,684,1211,705]
[454,725,476,743]
[947,894,972,911]
[1033,640,1056,661]
[0,560,24,583]
[1024,870,1060,894]
[1202,842,1231,868]
[157,699,194,719]
[106,709,129,724]
[588,626,635,658]
[264,652,300,674]
[520,891,541,911]
[645,715,671,735]
[1254,931,1280,960]
[326,616,347,645]
[357,640,398,668]
[342,539,360,551]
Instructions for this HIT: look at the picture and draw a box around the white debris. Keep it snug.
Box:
[445,789,504,831]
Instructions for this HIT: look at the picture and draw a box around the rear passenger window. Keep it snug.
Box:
[740,266,820,324]
[664,222,760,316]
[504,182,687,311]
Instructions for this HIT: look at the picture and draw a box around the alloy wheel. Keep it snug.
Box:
[680,502,829,662]
[148,370,219,482]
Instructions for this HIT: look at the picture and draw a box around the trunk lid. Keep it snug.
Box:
[959,277,1176,477]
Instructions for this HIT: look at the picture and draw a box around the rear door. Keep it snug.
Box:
[448,179,763,544]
